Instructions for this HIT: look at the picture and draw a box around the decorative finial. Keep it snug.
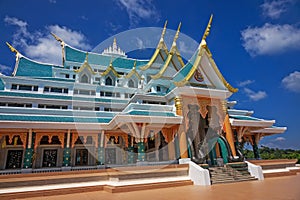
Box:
[161,20,168,39]
[50,32,63,43]
[173,22,182,43]
[85,52,89,62]
[202,14,213,41]
[109,57,113,66]
[113,38,117,46]
[133,60,137,69]
[6,42,19,55]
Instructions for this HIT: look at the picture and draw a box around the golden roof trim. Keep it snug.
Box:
[124,60,142,80]
[101,61,121,78]
[202,14,213,41]
[173,47,205,87]
[151,23,184,79]
[6,42,20,55]
[50,32,64,44]
[140,21,169,71]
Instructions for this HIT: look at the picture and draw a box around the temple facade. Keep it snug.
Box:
[0,17,286,172]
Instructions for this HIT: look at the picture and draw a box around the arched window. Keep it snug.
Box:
[80,74,89,83]
[105,76,114,86]
[128,79,135,88]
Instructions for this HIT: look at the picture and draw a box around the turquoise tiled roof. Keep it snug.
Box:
[172,50,198,82]
[0,107,116,118]
[16,57,60,77]
[0,78,4,90]
[34,77,75,82]
[229,115,261,121]
[0,114,111,123]
[65,45,148,69]
[127,110,175,117]
[0,91,128,104]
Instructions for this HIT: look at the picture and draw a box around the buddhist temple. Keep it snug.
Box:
[0,16,286,176]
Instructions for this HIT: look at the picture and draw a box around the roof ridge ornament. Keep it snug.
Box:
[51,32,64,43]
[160,20,168,40]
[173,22,181,45]
[6,42,20,55]
[202,14,213,42]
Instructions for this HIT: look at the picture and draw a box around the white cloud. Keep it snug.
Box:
[241,23,300,56]
[49,0,56,3]
[178,41,195,55]
[136,37,145,49]
[282,71,300,93]
[261,0,293,19]
[115,0,160,26]
[244,88,267,101]
[4,16,91,65]
[0,64,12,75]
[273,137,286,142]
[238,80,255,87]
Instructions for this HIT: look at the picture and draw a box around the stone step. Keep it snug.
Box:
[0,164,189,189]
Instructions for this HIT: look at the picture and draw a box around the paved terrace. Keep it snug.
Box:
[14,174,300,200]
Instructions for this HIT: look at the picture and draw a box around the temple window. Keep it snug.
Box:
[73,89,96,96]
[156,86,161,92]
[128,79,135,88]
[105,76,114,86]
[44,86,68,94]
[80,74,89,83]
[11,84,38,91]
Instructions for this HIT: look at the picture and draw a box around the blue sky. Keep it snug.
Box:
[0,0,299,149]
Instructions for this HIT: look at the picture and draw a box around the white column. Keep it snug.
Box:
[66,129,71,148]
[28,129,32,149]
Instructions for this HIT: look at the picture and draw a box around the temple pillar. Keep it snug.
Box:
[97,130,105,164]
[168,141,176,160]
[179,131,188,158]
[174,97,188,159]
[252,135,261,159]
[128,136,134,164]
[137,140,145,161]
[224,114,236,157]
[62,130,71,167]
[23,129,35,169]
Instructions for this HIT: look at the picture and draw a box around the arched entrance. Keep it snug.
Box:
[208,137,229,166]
[217,137,228,164]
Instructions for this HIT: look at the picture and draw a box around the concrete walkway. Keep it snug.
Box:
[16,174,300,200]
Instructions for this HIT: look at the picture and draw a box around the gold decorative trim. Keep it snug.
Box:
[202,14,213,41]
[173,48,205,87]
[140,21,169,71]
[74,53,97,75]
[206,50,238,93]
[50,32,63,43]
[6,42,20,55]
[124,60,142,80]
[151,23,183,79]
[100,60,121,78]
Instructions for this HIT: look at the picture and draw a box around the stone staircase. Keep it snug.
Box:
[209,162,257,184]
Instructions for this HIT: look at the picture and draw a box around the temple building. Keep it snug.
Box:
[0,17,286,172]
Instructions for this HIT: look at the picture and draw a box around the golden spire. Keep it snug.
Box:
[161,20,168,39]
[113,37,117,46]
[202,14,213,41]
[173,22,182,43]
[6,42,19,55]
[50,32,63,43]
